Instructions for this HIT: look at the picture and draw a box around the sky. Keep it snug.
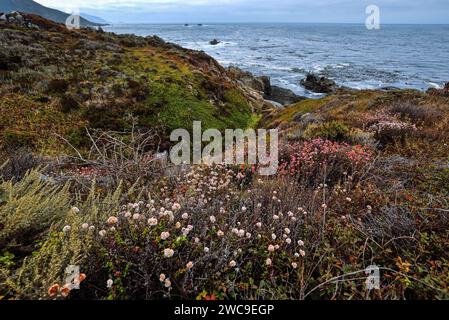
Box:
[34,0,449,24]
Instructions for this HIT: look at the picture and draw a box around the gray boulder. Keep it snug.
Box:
[300,73,337,93]
[267,85,305,106]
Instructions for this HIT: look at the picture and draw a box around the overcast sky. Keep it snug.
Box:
[34,0,449,24]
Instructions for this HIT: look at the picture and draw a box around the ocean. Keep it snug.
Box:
[104,23,449,97]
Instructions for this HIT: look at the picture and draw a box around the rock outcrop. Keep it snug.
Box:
[300,73,337,93]
[227,66,305,107]
[269,86,305,106]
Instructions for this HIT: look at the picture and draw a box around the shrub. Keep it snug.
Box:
[363,205,418,249]
[362,111,418,147]
[0,171,70,253]
[279,138,374,186]
[58,94,80,113]
[2,130,35,149]
[0,148,43,182]
[1,177,123,300]
[303,121,351,142]
[46,79,69,94]
[389,102,441,126]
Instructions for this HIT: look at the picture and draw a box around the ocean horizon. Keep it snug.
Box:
[105,23,449,97]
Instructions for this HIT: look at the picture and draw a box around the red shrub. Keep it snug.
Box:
[279,138,373,185]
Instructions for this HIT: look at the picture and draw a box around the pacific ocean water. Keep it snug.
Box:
[105,23,449,97]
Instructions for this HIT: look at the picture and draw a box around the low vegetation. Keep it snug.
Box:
[0,15,448,300]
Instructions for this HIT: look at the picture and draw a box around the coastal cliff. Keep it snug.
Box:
[0,13,279,153]
[0,14,448,301]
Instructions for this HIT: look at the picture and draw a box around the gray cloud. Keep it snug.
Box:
[35,0,449,23]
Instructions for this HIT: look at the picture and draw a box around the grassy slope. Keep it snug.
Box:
[0,15,253,154]
[265,88,449,197]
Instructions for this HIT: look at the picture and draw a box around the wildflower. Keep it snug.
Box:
[79,273,87,283]
[62,225,71,233]
[89,225,95,231]
[164,278,172,288]
[266,258,272,266]
[297,240,305,246]
[321,204,327,209]
[294,253,300,258]
[292,262,298,269]
[275,245,280,250]
[81,223,89,230]
[132,213,141,220]
[229,260,237,268]
[107,216,118,225]
[164,248,175,258]
[48,284,60,297]
[257,203,262,208]
[204,247,210,253]
[268,245,275,252]
[71,207,80,214]
[186,261,194,270]
[99,230,107,237]
[238,229,245,238]
[60,284,71,297]
[159,274,166,282]
[172,203,181,211]
[217,230,224,237]
[110,227,116,232]
[124,211,132,218]
[160,232,170,240]
[148,218,158,226]
[246,232,252,239]
[256,222,262,228]
[241,206,247,212]
[286,238,292,245]
[273,215,279,220]
[182,213,189,220]
[106,279,113,288]
[287,211,294,217]
[284,228,291,235]
[300,250,306,257]
[271,234,277,240]
[232,228,239,234]
[346,197,352,202]
[210,216,216,224]
[175,222,182,229]
[367,205,373,211]
[194,237,200,243]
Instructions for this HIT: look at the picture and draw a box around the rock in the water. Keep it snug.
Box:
[209,39,220,45]
[267,85,305,106]
[381,86,400,91]
[300,73,337,93]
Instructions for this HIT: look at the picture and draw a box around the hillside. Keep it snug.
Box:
[0,0,101,27]
[0,14,448,301]
[0,13,273,154]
